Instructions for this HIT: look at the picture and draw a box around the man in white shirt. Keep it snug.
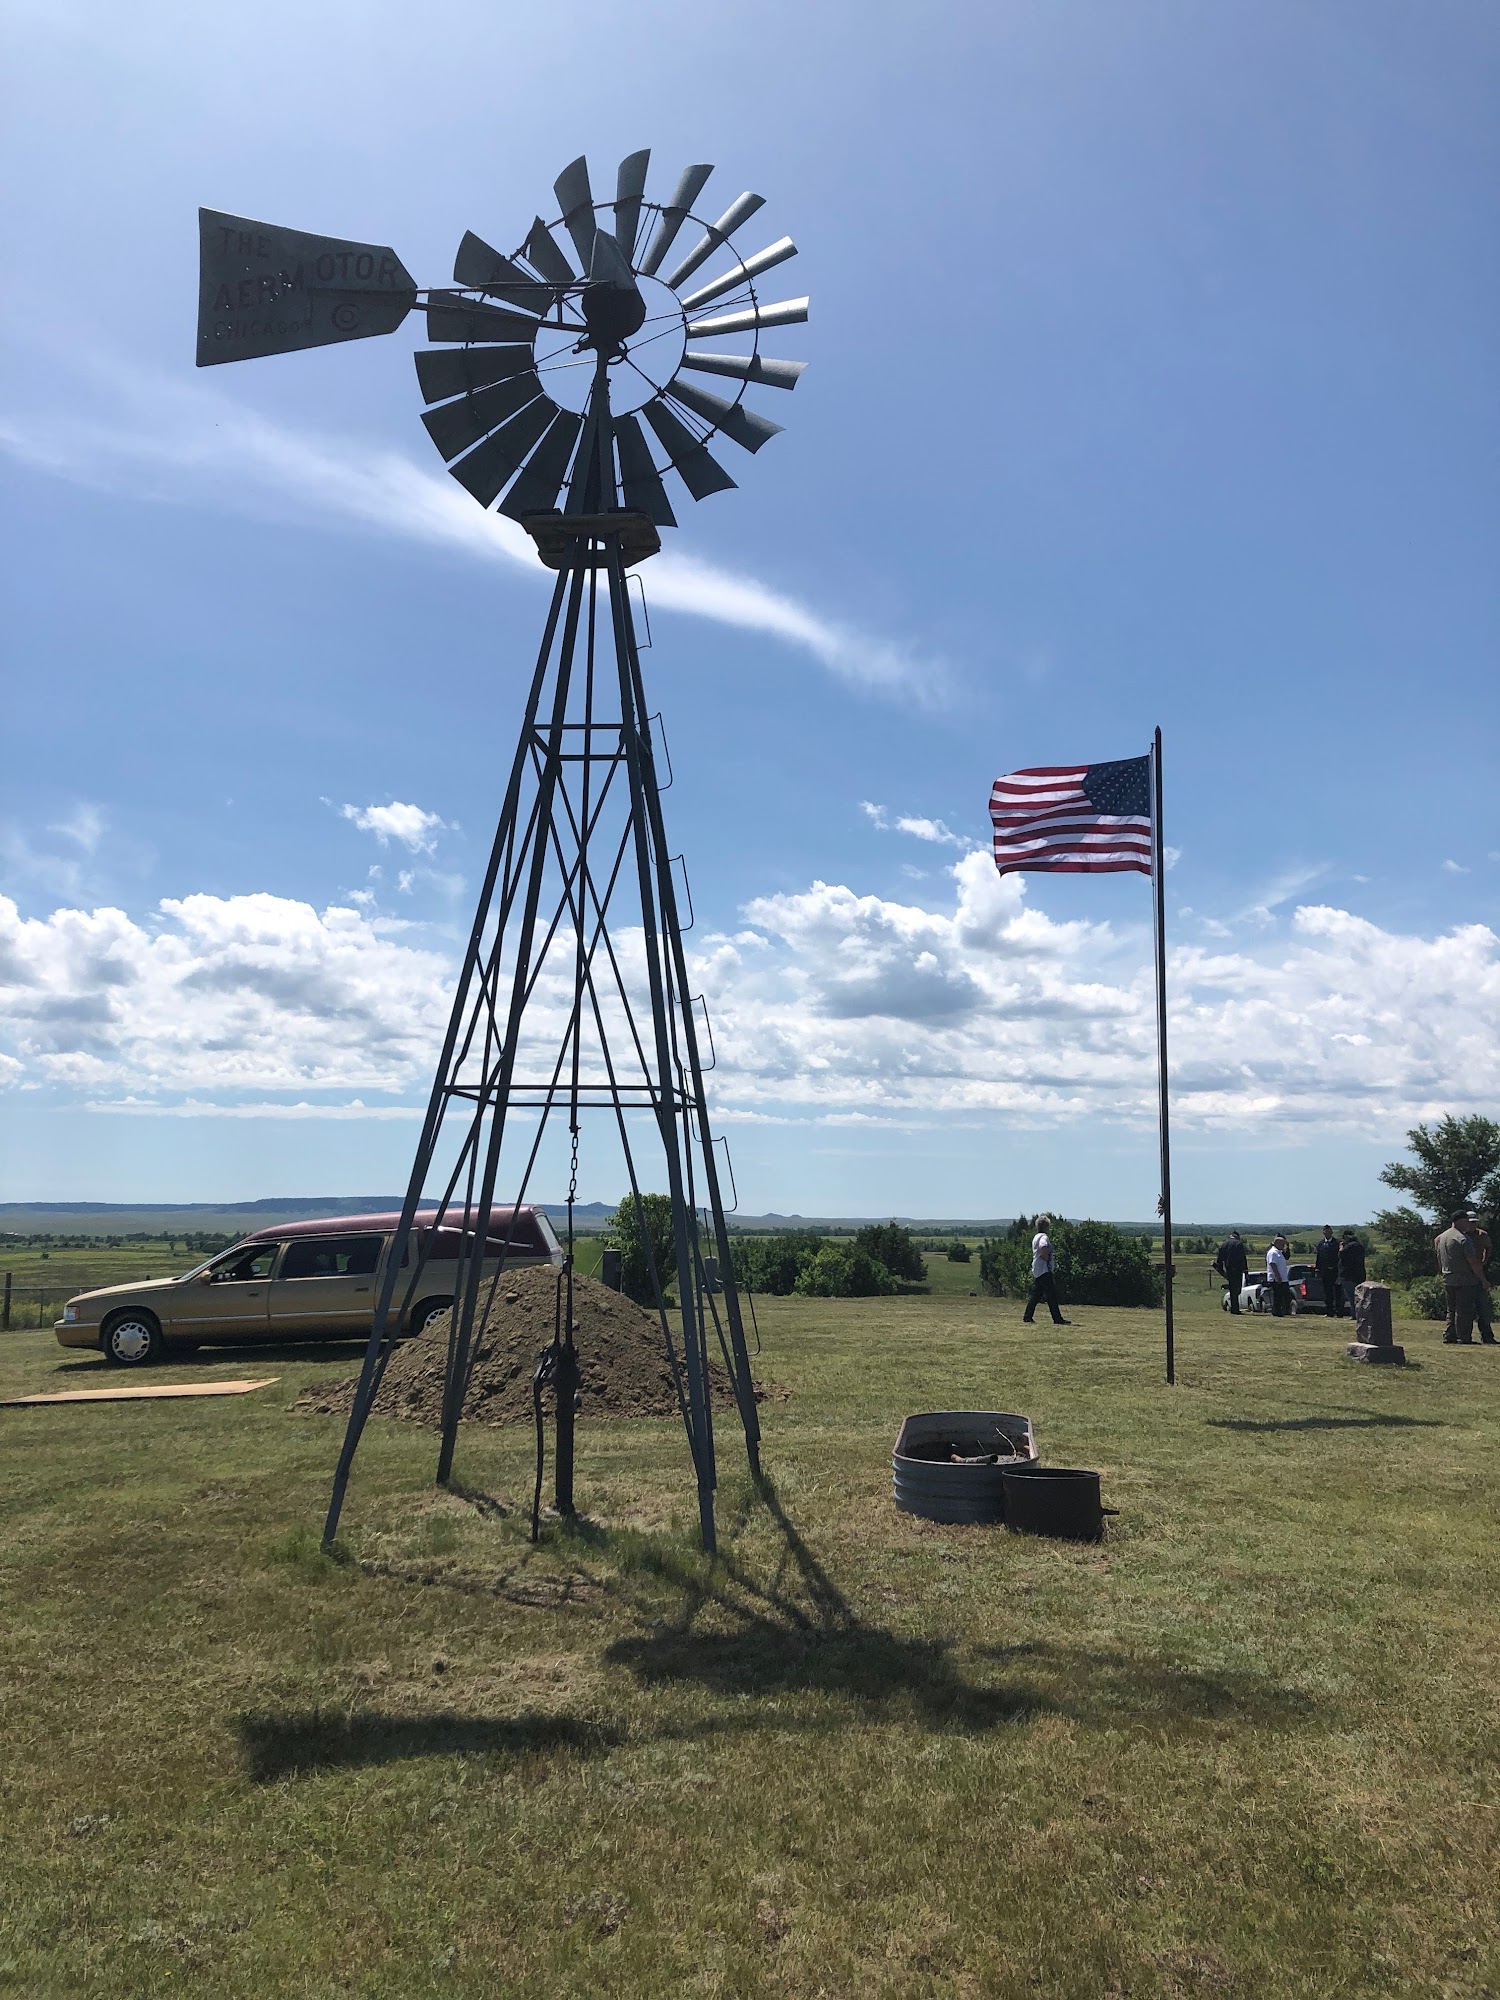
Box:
[1022,1215,1071,1326]
[1265,1236,1292,1317]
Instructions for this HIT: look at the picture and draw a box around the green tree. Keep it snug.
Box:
[793,1242,896,1298]
[1374,1116,1500,1282]
[606,1192,678,1306]
[728,1232,822,1296]
[853,1221,925,1282]
[946,1240,972,1263]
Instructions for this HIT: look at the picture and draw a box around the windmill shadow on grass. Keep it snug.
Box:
[238,1709,621,1782]
[597,1474,1314,1738]
[1208,1412,1444,1435]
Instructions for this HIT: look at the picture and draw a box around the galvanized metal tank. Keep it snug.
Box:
[892,1410,1038,1524]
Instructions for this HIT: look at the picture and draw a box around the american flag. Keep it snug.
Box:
[990,755,1154,876]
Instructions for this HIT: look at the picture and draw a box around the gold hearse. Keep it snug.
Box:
[55,1208,565,1366]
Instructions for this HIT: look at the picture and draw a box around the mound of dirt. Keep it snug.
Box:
[297,1264,749,1429]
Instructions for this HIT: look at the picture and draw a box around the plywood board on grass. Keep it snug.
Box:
[1,1379,279,1408]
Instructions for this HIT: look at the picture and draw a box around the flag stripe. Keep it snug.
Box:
[989,755,1153,878]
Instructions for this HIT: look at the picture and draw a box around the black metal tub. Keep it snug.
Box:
[892,1410,1038,1524]
[1000,1464,1110,1541]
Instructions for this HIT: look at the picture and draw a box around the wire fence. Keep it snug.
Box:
[1,1263,181,1333]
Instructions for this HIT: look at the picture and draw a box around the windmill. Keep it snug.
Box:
[197,152,809,1554]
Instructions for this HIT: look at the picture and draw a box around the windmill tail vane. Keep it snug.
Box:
[195,152,809,1557]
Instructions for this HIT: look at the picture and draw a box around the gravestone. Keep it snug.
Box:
[1346,1281,1406,1365]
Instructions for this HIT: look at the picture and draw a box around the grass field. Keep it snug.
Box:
[1,1284,1496,1998]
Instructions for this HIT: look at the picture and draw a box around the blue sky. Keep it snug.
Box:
[1,0,1496,1221]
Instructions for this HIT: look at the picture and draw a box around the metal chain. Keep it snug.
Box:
[567,1119,579,1261]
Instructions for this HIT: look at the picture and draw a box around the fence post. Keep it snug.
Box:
[2,1272,9,1329]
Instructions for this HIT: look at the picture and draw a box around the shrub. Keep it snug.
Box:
[976,1215,1162,1308]
[1403,1276,1449,1321]
[977,1234,1029,1298]
[728,1233,823,1297]
[606,1192,678,1306]
[793,1242,896,1298]
[946,1240,972,1263]
[853,1222,925,1282]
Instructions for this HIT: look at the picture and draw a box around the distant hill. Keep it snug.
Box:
[0,1198,616,1238]
[0,1199,1319,1240]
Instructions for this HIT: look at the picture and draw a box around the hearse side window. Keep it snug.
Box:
[212,1245,279,1283]
[280,1235,383,1281]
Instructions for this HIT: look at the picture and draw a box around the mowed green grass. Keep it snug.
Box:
[1,1288,1497,1999]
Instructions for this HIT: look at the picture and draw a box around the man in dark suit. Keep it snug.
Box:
[1315,1225,1342,1315]
[1337,1230,1367,1317]
[1214,1229,1250,1314]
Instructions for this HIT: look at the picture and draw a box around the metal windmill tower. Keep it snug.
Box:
[197,151,809,1554]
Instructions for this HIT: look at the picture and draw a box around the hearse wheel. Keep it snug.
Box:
[102,1310,164,1366]
[409,1299,450,1336]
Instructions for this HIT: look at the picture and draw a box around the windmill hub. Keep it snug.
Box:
[580,277,647,354]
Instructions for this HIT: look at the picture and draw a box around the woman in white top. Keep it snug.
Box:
[1022,1215,1070,1326]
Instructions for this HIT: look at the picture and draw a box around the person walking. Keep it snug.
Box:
[1266,1235,1292,1317]
[1214,1229,1250,1314]
[1434,1212,1482,1345]
[1022,1216,1070,1326]
[1315,1225,1342,1316]
[1337,1230,1366,1317]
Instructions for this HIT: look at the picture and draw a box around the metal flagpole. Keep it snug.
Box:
[1151,724,1175,1385]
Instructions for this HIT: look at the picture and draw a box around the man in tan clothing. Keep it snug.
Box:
[1434,1212,1484,1345]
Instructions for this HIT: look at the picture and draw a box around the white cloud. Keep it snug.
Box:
[686,854,1500,1137]
[0,891,450,1096]
[0,348,946,703]
[860,801,974,848]
[341,800,448,853]
[1442,859,1469,875]
[5,864,1497,1149]
[86,1097,422,1120]
[49,803,105,854]
[895,815,969,849]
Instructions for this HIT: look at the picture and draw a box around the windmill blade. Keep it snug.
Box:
[426,296,541,343]
[415,344,536,405]
[666,377,784,454]
[553,157,597,273]
[680,349,805,391]
[661,193,766,293]
[685,296,809,339]
[638,164,713,276]
[643,401,737,501]
[677,237,797,314]
[614,150,650,265]
[421,372,547,463]
[452,231,558,313]
[499,409,585,521]
[614,412,677,528]
[522,218,577,289]
[448,397,557,507]
[197,208,415,366]
[589,228,637,291]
